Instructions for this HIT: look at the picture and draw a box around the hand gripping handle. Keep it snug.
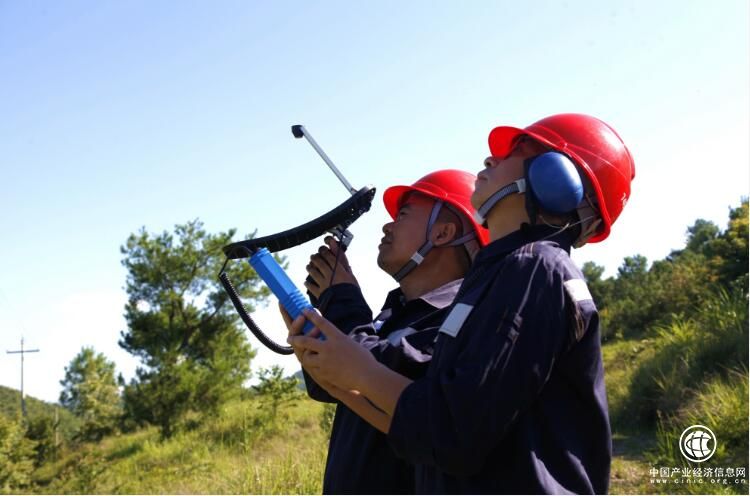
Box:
[249,248,317,336]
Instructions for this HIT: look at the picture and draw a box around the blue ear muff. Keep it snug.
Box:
[527,152,584,214]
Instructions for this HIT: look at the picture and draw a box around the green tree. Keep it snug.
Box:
[616,254,649,279]
[59,347,122,442]
[581,261,611,309]
[705,200,749,288]
[593,200,749,343]
[119,220,268,438]
[0,415,36,492]
[655,249,716,314]
[25,414,58,465]
[601,255,657,338]
[253,366,302,427]
[684,218,720,253]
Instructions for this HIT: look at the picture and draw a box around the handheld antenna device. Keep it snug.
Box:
[219,126,376,354]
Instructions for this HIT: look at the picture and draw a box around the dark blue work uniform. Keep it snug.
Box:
[388,226,612,494]
[303,280,462,494]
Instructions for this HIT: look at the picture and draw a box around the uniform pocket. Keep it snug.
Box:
[483,311,523,380]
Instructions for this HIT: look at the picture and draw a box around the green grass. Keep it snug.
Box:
[602,337,661,494]
[602,336,658,429]
[25,397,329,494]
[645,370,749,495]
[603,289,748,495]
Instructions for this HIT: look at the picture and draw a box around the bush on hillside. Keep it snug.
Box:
[648,371,748,495]
[24,414,58,466]
[625,289,748,425]
[252,366,302,433]
[0,415,37,492]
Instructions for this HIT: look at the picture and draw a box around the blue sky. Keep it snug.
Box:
[1,0,747,403]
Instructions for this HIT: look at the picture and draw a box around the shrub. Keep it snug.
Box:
[647,371,748,495]
[319,403,336,438]
[626,289,748,424]
[0,415,37,492]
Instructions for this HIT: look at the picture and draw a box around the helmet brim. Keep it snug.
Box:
[382,184,415,220]
[488,126,527,158]
[383,182,489,246]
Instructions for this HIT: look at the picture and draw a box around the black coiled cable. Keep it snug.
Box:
[219,188,372,355]
[219,230,346,355]
[218,269,294,355]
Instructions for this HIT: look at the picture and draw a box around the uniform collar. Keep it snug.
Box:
[381,278,464,313]
[474,224,575,265]
[418,279,464,308]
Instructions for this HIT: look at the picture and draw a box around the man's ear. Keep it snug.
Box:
[430,221,458,247]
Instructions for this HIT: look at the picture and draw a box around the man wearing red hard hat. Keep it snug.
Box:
[288,169,488,494]
[286,114,635,494]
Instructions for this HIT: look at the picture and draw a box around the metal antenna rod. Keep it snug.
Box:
[7,337,40,418]
[291,125,357,195]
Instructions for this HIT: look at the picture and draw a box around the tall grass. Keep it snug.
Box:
[603,288,749,495]
[647,370,748,495]
[26,397,329,494]
[626,289,748,425]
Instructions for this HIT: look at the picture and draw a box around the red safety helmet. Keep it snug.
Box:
[488,113,635,243]
[383,169,490,246]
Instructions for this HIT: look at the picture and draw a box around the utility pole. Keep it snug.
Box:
[6,337,40,418]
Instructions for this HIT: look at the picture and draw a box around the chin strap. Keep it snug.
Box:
[473,178,527,227]
[393,200,478,282]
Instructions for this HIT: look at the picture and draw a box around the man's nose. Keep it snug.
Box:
[382,222,393,234]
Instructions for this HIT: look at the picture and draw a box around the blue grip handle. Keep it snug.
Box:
[249,248,317,336]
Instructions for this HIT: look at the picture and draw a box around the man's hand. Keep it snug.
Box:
[279,303,372,396]
[281,306,412,427]
[304,237,359,299]
[286,308,378,392]
[279,303,319,364]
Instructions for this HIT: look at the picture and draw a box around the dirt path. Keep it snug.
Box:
[610,429,656,494]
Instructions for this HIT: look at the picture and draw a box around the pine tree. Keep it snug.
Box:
[59,347,122,441]
[119,220,270,438]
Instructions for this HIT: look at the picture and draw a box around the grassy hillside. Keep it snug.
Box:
[5,325,745,495]
[603,289,748,495]
[0,386,79,440]
[2,386,55,420]
[23,396,329,494]
[7,288,746,495]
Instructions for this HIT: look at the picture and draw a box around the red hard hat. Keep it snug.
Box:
[383,169,490,246]
[488,113,635,243]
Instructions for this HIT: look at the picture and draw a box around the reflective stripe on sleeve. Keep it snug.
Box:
[438,303,474,338]
[564,278,593,302]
